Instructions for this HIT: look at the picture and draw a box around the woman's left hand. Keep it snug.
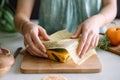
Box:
[71,16,100,58]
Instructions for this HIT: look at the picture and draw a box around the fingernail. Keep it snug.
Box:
[78,52,82,58]
[43,54,48,58]
[43,48,46,53]
[80,53,86,58]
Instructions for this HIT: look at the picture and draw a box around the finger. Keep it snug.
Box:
[26,43,48,58]
[77,31,88,56]
[28,49,43,57]
[79,33,93,58]
[27,48,44,57]
[25,34,48,58]
[31,31,47,53]
[71,26,82,39]
[24,34,35,51]
[39,27,50,40]
[24,39,28,47]
[24,37,42,57]
[94,35,99,47]
[86,35,96,53]
[29,43,48,58]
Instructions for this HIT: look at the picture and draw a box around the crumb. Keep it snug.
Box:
[42,75,67,80]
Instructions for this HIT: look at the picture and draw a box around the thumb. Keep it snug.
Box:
[71,26,82,39]
[39,27,50,41]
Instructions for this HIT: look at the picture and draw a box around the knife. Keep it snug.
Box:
[14,47,23,58]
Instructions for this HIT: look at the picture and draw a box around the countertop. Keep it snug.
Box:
[0,20,120,80]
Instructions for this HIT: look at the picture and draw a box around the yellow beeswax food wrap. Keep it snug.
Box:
[42,30,96,65]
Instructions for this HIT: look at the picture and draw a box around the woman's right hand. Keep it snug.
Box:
[22,21,50,58]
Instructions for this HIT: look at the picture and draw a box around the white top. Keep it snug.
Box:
[0,20,120,80]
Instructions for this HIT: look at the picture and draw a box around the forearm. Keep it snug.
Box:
[14,0,35,33]
[91,0,117,28]
[14,14,31,33]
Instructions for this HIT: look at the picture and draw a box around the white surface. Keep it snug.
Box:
[0,20,120,80]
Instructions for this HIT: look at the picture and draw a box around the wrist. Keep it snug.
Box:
[92,14,107,28]
[14,14,31,34]
[98,13,107,24]
[20,20,31,34]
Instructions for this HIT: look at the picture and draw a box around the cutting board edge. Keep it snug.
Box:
[108,47,120,55]
[20,54,102,74]
[20,68,102,74]
[19,34,103,74]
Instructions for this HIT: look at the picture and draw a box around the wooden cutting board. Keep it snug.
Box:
[20,51,102,73]
[108,46,120,55]
[99,34,120,55]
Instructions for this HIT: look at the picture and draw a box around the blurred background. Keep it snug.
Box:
[0,0,120,19]
[1,0,119,33]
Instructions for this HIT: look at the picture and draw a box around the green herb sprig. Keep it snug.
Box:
[97,34,111,50]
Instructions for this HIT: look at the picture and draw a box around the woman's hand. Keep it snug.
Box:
[71,16,100,58]
[22,22,50,58]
